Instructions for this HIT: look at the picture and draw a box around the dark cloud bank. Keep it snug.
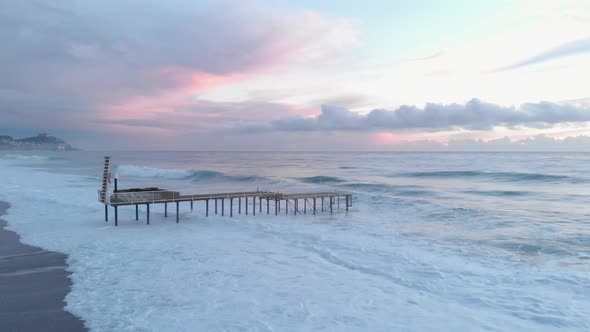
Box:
[238,98,590,133]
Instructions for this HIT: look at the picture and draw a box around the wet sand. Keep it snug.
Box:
[0,201,87,331]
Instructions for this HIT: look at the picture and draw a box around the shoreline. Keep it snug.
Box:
[0,201,87,331]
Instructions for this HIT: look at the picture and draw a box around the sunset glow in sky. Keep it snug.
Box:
[1,0,590,150]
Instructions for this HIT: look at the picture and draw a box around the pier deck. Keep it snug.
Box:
[99,156,352,226]
[103,190,352,226]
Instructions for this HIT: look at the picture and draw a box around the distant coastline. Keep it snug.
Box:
[0,133,74,151]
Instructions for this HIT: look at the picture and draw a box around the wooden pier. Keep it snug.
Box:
[99,157,353,226]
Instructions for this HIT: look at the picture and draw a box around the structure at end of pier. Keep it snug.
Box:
[99,156,353,226]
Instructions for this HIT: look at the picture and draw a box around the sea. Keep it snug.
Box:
[0,151,589,331]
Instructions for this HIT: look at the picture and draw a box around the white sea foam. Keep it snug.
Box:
[116,165,196,179]
[0,153,51,161]
[116,165,224,181]
[0,156,588,331]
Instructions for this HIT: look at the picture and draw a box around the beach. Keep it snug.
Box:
[0,201,87,331]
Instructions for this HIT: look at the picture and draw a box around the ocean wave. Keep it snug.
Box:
[487,240,573,257]
[397,170,584,183]
[116,165,268,183]
[463,189,531,197]
[340,182,437,197]
[299,176,346,184]
[0,154,53,161]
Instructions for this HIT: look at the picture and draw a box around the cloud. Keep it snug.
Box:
[0,0,358,131]
[96,99,300,132]
[499,36,590,71]
[238,99,590,133]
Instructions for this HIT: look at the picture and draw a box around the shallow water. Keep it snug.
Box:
[1,151,589,331]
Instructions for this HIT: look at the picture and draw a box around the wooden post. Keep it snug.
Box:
[206,199,209,217]
[338,196,340,208]
[346,196,349,211]
[230,198,233,217]
[135,204,139,221]
[176,202,179,223]
[286,199,288,215]
[304,199,306,214]
[147,204,150,225]
[114,206,118,226]
[259,197,262,213]
[330,196,333,214]
[165,202,168,218]
[215,199,218,214]
[221,198,224,216]
[239,197,241,214]
[267,198,270,214]
[294,199,297,215]
[191,200,193,212]
[321,197,324,211]
[246,197,248,215]
[105,204,108,222]
[313,198,316,215]
[253,196,256,216]
[275,199,278,215]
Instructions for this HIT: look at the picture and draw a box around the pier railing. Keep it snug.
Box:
[104,190,280,205]
[108,190,182,205]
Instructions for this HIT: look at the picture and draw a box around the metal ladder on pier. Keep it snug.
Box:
[99,156,111,204]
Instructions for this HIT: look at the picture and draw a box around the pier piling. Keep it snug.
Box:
[330,196,333,213]
[102,185,351,225]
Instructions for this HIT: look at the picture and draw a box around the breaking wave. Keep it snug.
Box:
[0,154,53,161]
[116,165,264,182]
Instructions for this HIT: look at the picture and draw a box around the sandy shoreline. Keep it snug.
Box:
[0,201,87,331]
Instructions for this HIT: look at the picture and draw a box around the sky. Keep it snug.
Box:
[1,0,590,151]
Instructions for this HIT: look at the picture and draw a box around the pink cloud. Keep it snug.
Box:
[1,0,361,148]
[99,67,247,121]
[371,132,404,146]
